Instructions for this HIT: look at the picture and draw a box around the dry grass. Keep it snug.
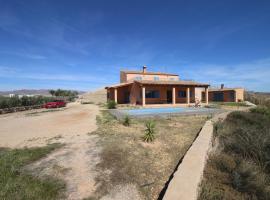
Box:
[80,89,107,105]
[199,108,270,200]
[89,111,207,200]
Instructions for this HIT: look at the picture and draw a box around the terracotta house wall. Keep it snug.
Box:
[204,89,244,102]
[235,88,244,102]
[107,88,115,101]
[223,91,234,102]
[120,72,127,83]
[107,84,205,105]
[130,82,142,105]
[140,85,196,104]
[175,87,195,103]
[195,88,204,101]
[144,85,170,104]
[120,72,179,83]
[116,85,132,104]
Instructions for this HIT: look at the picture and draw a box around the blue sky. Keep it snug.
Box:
[0,0,270,92]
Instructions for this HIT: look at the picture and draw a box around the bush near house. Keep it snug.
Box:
[199,106,270,200]
[106,100,117,109]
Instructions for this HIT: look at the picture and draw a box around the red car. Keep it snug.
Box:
[43,100,66,109]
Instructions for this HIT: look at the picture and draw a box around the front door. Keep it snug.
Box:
[167,90,172,103]
[124,91,130,103]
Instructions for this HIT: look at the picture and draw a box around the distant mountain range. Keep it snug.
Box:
[0,89,85,96]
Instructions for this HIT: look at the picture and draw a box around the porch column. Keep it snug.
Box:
[114,88,117,103]
[142,87,146,106]
[172,87,176,105]
[205,87,208,105]
[186,87,190,105]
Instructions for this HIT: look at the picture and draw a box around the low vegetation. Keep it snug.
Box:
[122,115,131,126]
[143,121,156,142]
[81,101,94,104]
[49,89,79,101]
[89,111,207,199]
[0,89,80,110]
[245,91,270,107]
[199,106,270,200]
[212,101,249,107]
[106,100,117,109]
[0,143,65,200]
[0,95,55,109]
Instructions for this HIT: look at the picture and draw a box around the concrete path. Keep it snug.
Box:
[163,111,230,200]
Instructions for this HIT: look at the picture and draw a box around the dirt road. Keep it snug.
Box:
[0,102,101,199]
[0,102,99,148]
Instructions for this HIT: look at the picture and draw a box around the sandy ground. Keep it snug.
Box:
[80,89,107,104]
[0,102,99,148]
[0,102,101,199]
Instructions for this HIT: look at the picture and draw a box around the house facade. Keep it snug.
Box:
[202,85,244,102]
[105,66,210,106]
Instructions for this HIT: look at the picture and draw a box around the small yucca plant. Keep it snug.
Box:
[123,115,131,126]
[143,121,156,142]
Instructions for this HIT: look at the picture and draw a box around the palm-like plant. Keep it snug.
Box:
[143,121,156,142]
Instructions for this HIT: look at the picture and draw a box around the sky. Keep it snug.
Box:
[0,0,270,92]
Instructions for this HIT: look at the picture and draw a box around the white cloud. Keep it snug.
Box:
[180,58,270,92]
[0,65,107,83]
[0,51,47,60]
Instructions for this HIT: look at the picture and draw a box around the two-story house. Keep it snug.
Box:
[105,66,210,106]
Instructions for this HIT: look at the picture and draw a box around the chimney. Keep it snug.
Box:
[221,84,224,89]
[142,66,147,73]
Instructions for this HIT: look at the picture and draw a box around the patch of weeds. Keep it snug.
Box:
[199,107,270,200]
[92,111,207,199]
[46,135,63,143]
[250,106,270,117]
[25,109,64,116]
[122,115,131,126]
[212,102,249,107]
[0,143,65,200]
[205,104,221,109]
[81,101,94,105]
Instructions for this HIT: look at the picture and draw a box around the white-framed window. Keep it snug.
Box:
[154,76,159,81]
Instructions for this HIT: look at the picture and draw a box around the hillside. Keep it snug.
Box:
[81,89,107,104]
[0,89,51,96]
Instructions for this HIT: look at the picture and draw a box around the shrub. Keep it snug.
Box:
[143,121,156,142]
[199,182,224,200]
[250,106,270,117]
[0,96,55,109]
[123,115,131,126]
[210,153,236,173]
[107,100,117,109]
[232,161,270,198]
[199,108,270,200]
